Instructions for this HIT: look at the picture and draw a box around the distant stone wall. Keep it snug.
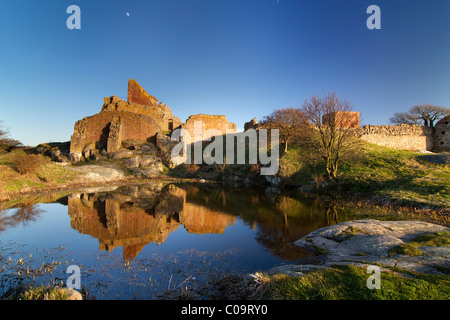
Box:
[182,114,237,143]
[356,124,434,151]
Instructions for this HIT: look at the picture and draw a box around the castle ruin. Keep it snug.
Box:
[69,79,236,163]
[69,80,447,166]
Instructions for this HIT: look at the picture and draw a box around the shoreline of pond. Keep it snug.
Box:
[1,175,449,227]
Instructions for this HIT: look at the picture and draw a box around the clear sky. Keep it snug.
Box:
[1,0,449,146]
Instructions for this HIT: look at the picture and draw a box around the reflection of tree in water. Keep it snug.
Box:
[324,205,339,225]
[182,184,348,262]
[0,204,43,232]
[254,196,342,262]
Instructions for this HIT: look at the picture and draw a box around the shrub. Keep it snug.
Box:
[13,152,43,175]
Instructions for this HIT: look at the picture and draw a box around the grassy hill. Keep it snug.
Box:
[280,141,450,208]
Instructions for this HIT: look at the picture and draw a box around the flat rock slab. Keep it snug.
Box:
[68,164,124,182]
[290,219,450,276]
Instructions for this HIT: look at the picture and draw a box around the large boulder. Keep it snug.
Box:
[107,150,133,160]
[293,219,450,275]
[122,156,140,168]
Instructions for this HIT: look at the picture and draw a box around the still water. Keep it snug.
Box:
[0,182,371,299]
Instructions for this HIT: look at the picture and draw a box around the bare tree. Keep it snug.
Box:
[0,121,21,154]
[261,107,307,152]
[301,92,361,181]
[410,105,449,127]
[389,112,421,126]
[390,105,449,127]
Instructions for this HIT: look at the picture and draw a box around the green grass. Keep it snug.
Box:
[14,286,69,300]
[263,265,450,300]
[0,150,82,198]
[280,142,450,208]
[389,231,450,256]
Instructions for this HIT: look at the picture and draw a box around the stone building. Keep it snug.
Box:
[434,115,450,152]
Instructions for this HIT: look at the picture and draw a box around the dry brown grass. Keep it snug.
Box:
[0,150,82,199]
[13,152,43,175]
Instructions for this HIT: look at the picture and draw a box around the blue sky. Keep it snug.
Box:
[1,0,449,146]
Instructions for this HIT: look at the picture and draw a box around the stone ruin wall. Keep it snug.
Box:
[182,114,237,143]
[70,111,161,159]
[69,80,182,162]
[434,116,450,152]
[356,124,434,151]
[127,78,159,106]
[102,95,182,132]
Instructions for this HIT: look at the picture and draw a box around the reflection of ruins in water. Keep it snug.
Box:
[67,184,235,261]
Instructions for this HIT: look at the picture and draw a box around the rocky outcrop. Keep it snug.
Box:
[156,132,181,168]
[33,142,70,162]
[292,219,450,275]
